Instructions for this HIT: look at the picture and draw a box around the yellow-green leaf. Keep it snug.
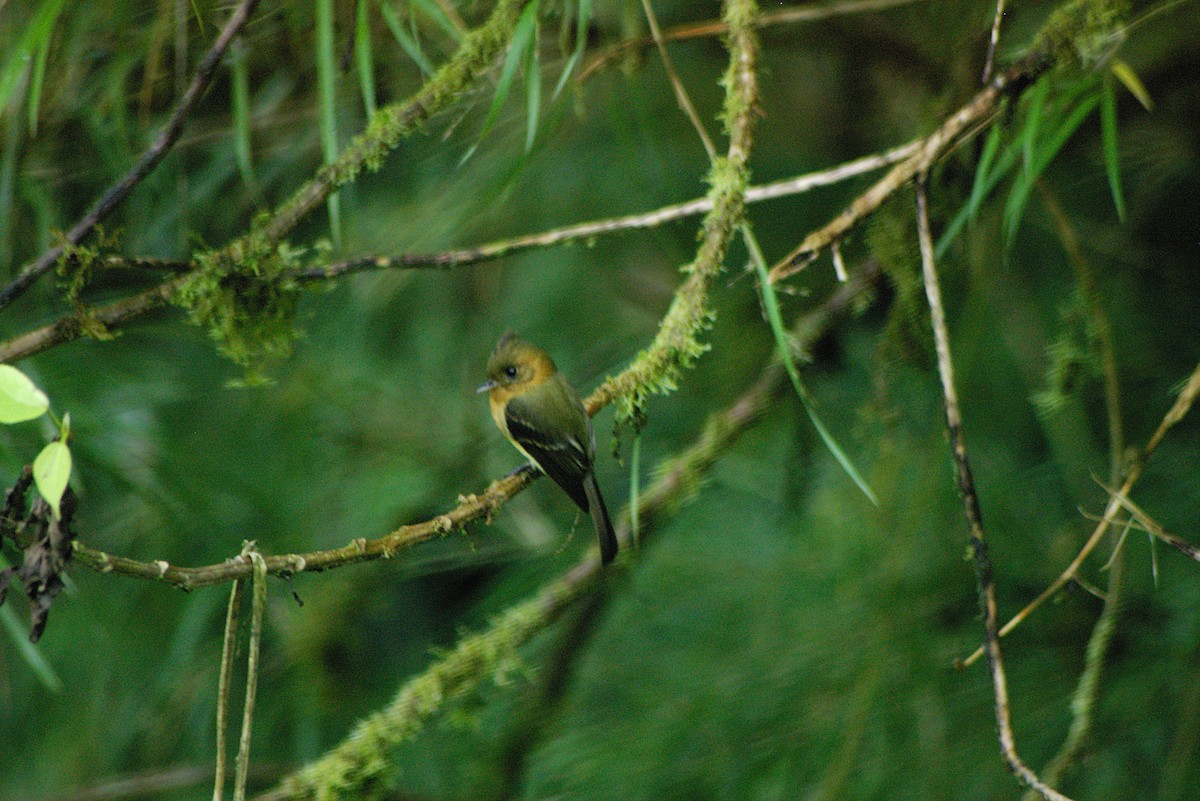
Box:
[1111,59,1153,111]
[34,440,71,520]
[0,364,50,423]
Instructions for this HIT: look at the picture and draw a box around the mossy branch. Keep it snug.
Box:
[586,0,760,425]
[0,0,533,372]
[248,264,882,801]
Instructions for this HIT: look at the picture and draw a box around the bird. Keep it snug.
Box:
[478,333,617,564]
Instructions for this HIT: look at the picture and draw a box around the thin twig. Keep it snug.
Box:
[982,0,1007,83]
[959,357,1200,668]
[579,0,926,82]
[769,52,1050,284]
[233,550,267,801]
[1021,179,1128,798]
[1105,487,1200,564]
[293,144,917,281]
[915,179,1073,801]
[640,0,718,159]
[0,0,263,313]
[212,578,244,801]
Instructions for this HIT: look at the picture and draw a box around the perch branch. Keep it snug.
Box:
[251,253,882,801]
[0,0,263,313]
[916,180,1072,801]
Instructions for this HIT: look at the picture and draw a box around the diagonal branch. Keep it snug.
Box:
[0,0,263,313]
[769,51,1050,284]
[585,0,760,421]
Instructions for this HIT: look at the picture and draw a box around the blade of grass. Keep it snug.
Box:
[629,431,642,549]
[412,0,465,42]
[968,124,1003,221]
[936,138,1019,258]
[0,583,63,692]
[1020,77,1049,179]
[381,2,435,75]
[230,36,256,187]
[748,231,878,505]
[524,19,541,153]
[27,31,52,136]
[554,0,592,97]
[0,0,67,113]
[1110,58,1153,111]
[1005,92,1100,244]
[316,0,343,246]
[1100,76,1125,222]
[356,0,378,118]
[461,0,540,164]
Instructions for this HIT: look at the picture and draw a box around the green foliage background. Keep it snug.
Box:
[1,0,1198,799]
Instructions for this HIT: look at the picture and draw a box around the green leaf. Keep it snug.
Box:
[33,440,71,521]
[936,136,1019,258]
[356,0,378,118]
[1004,91,1100,244]
[316,0,343,247]
[524,21,541,153]
[1110,59,1153,111]
[0,0,67,114]
[382,3,435,76]
[461,0,540,164]
[411,0,464,42]
[230,37,256,187]
[27,32,52,136]
[1100,77,1126,222]
[967,125,1003,222]
[554,0,592,97]
[0,364,50,423]
[748,231,878,506]
[0,603,62,692]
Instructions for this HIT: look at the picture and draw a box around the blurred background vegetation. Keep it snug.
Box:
[1,0,1198,799]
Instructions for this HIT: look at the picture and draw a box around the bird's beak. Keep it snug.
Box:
[476,380,496,394]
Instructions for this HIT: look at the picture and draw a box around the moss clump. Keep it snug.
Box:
[171,242,302,385]
[1031,0,1130,71]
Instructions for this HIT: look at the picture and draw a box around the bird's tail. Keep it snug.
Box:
[583,472,617,564]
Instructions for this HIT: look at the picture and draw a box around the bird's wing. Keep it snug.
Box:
[504,392,592,511]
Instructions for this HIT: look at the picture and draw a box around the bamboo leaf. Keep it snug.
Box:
[524,21,541,153]
[1005,92,1100,244]
[0,603,62,692]
[554,0,592,97]
[356,0,378,118]
[411,0,464,42]
[461,0,540,164]
[382,3,435,75]
[1100,77,1126,222]
[1111,58,1153,111]
[0,0,67,113]
[316,0,343,246]
[748,233,878,506]
[968,125,1003,222]
[230,37,256,186]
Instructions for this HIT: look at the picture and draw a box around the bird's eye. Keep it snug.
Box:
[504,366,518,379]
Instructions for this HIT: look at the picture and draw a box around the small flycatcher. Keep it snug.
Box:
[479,333,617,564]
